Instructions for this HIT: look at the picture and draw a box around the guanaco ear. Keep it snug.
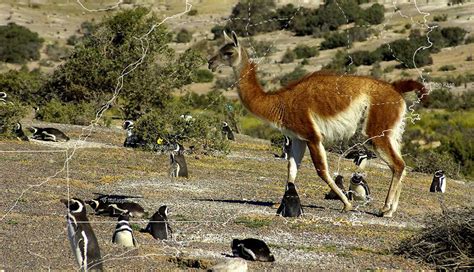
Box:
[223,30,233,43]
[231,31,239,47]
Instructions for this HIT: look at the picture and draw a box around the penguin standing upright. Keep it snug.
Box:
[231,238,275,262]
[430,170,446,193]
[222,122,235,141]
[169,143,188,178]
[325,174,347,200]
[123,120,145,148]
[274,136,291,160]
[276,182,303,217]
[29,126,69,142]
[112,213,137,247]
[348,173,371,201]
[13,123,29,141]
[345,146,377,169]
[60,198,103,271]
[140,206,172,240]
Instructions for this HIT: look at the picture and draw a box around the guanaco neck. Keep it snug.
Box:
[233,48,284,126]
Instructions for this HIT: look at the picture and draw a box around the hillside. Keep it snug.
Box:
[1,120,472,270]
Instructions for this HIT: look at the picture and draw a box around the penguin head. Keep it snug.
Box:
[334,174,344,185]
[231,239,242,255]
[222,121,228,128]
[286,182,297,192]
[85,199,100,210]
[123,120,134,130]
[284,136,291,146]
[118,212,130,222]
[61,198,86,215]
[0,92,6,99]
[14,122,22,131]
[351,173,364,184]
[28,127,38,134]
[158,205,168,217]
[435,170,445,177]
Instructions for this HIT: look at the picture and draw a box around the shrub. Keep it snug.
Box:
[176,29,192,43]
[45,42,70,61]
[320,32,352,50]
[213,75,237,91]
[188,9,198,16]
[281,48,295,63]
[211,25,227,40]
[385,38,433,68]
[350,50,379,66]
[441,27,467,46]
[248,39,276,57]
[362,3,384,25]
[0,23,44,63]
[225,0,279,36]
[280,66,308,86]
[0,68,44,105]
[438,65,456,71]
[324,50,357,73]
[36,99,97,126]
[396,207,474,270]
[433,14,448,22]
[348,27,372,42]
[194,69,214,83]
[293,44,318,59]
[465,35,474,44]
[0,102,27,138]
[66,34,80,46]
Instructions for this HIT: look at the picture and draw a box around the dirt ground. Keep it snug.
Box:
[1,122,472,271]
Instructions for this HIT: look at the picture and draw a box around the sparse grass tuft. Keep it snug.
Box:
[235,215,272,229]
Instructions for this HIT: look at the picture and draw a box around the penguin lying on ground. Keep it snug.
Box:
[276,182,303,217]
[231,238,275,262]
[86,193,145,218]
[169,143,188,178]
[106,202,145,218]
[325,174,347,200]
[13,123,29,141]
[345,146,377,169]
[222,122,235,141]
[348,173,371,201]
[112,213,137,247]
[430,170,446,193]
[60,198,103,271]
[29,126,69,142]
[140,206,172,240]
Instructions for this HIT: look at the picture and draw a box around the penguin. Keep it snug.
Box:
[231,238,275,262]
[169,143,188,178]
[274,136,291,160]
[112,213,137,247]
[276,182,303,217]
[0,91,7,103]
[106,202,145,218]
[60,198,103,271]
[140,206,172,240]
[325,174,347,200]
[29,126,69,142]
[123,120,145,148]
[430,170,446,193]
[348,173,371,201]
[345,146,377,169]
[222,122,235,141]
[13,123,29,141]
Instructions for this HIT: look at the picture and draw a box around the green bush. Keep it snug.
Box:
[281,48,296,63]
[45,42,70,61]
[350,50,380,66]
[0,102,27,138]
[441,27,467,46]
[0,68,44,105]
[36,99,98,126]
[348,27,372,42]
[176,28,192,43]
[194,69,214,83]
[433,14,448,22]
[225,0,279,36]
[293,44,318,59]
[320,32,352,50]
[0,23,44,63]
[361,3,384,25]
[324,50,357,73]
[438,65,456,71]
[188,9,198,16]
[280,66,308,86]
[250,39,276,57]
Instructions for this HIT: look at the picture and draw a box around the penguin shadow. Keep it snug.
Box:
[193,198,275,207]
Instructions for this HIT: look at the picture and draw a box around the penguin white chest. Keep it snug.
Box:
[67,222,84,266]
[114,231,135,247]
[350,184,367,201]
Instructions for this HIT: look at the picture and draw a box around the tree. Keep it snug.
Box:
[39,7,204,120]
[225,0,279,36]
[293,45,318,59]
[176,28,192,43]
[0,23,44,63]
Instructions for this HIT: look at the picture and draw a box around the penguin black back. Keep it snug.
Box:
[231,238,275,262]
[112,213,137,247]
[430,170,446,193]
[61,198,103,271]
[276,182,303,217]
[222,122,235,141]
[140,205,172,240]
[13,123,29,141]
[30,127,69,142]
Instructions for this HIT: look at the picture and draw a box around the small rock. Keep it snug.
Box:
[208,258,248,272]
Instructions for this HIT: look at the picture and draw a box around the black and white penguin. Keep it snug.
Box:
[274,136,291,160]
[222,122,235,141]
[276,182,303,217]
[430,170,446,193]
[60,198,103,271]
[345,146,377,169]
[348,173,371,201]
[86,194,145,218]
[13,123,29,141]
[231,238,275,262]
[169,143,188,178]
[112,213,137,247]
[325,174,347,200]
[0,91,7,103]
[106,202,145,218]
[122,120,145,148]
[140,205,172,240]
[29,126,70,142]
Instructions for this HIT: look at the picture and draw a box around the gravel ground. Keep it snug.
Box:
[1,123,472,271]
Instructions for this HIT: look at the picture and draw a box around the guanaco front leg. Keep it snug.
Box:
[306,140,352,212]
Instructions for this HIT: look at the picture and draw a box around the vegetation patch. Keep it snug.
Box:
[235,215,272,228]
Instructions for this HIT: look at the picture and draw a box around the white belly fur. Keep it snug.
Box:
[350,184,367,201]
[114,231,135,247]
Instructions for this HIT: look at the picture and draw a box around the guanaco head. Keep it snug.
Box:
[208,30,242,72]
